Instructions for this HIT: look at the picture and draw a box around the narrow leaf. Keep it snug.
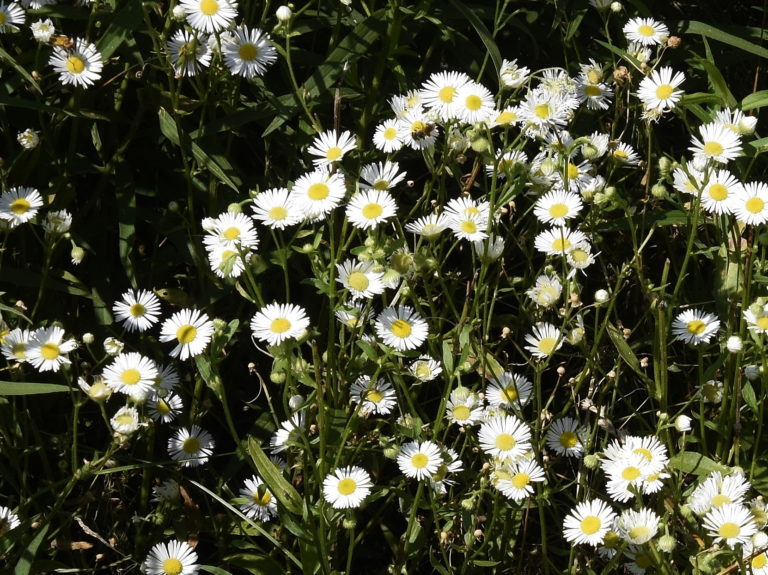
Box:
[246,437,303,515]
[0,382,70,396]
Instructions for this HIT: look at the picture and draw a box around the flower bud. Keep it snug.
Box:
[594,289,610,304]
[674,414,692,432]
[172,4,186,20]
[276,5,292,21]
[726,335,743,353]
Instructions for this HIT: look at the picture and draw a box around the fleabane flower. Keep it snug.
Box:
[251,303,309,346]
[545,417,585,458]
[372,118,403,153]
[110,405,141,435]
[49,38,103,88]
[499,58,531,89]
[0,186,43,228]
[689,122,743,165]
[290,167,347,219]
[703,503,758,548]
[485,372,533,409]
[744,301,768,334]
[202,211,259,252]
[453,81,496,124]
[168,425,215,467]
[307,129,357,168]
[350,376,397,416]
[701,169,742,215]
[359,161,407,191]
[323,466,373,509]
[143,539,199,575]
[637,66,685,112]
[167,29,211,76]
[493,456,546,501]
[564,499,617,547]
[222,25,276,78]
[345,189,397,230]
[0,505,20,535]
[616,508,660,545]
[671,308,720,345]
[0,2,25,33]
[103,352,159,400]
[524,322,563,358]
[180,0,237,33]
[420,70,471,121]
[534,227,588,256]
[238,475,277,521]
[375,305,429,351]
[526,274,562,308]
[534,189,583,226]
[397,440,443,480]
[336,259,385,300]
[159,308,215,360]
[477,414,532,462]
[728,182,768,226]
[26,326,77,372]
[251,187,301,229]
[112,289,161,333]
[409,355,442,382]
[1,327,30,363]
[623,17,669,45]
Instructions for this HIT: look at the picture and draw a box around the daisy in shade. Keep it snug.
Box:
[222,25,276,78]
[49,38,102,88]
[744,301,768,334]
[420,70,471,121]
[671,308,720,345]
[534,189,583,226]
[168,425,215,467]
[397,440,443,480]
[30,17,54,42]
[478,414,532,462]
[110,405,141,435]
[103,352,159,400]
[112,289,161,333]
[372,118,403,153]
[563,499,617,547]
[345,189,397,230]
[453,81,496,124]
[690,122,743,164]
[519,90,569,136]
[350,376,397,416]
[167,29,211,77]
[144,539,199,575]
[577,79,613,111]
[0,2,24,33]
[499,58,531,89]
[180,0,237,33]
[336,259,385,300]
[637,66,685,112]
[307,130,356,168]
[409,355,442,382]
[359,161,406,191]
[545,417,585,457]
[701,169,742,215]
[251,303,309,347]
[485,372,533,409]
[270,411,304,453]
[43,209,72,235]
[251,188,301,229]
[238,475,277,521]
[494,456,546,501]
[375,305,429,351]
[704,503,758,547]
[207,245,246,278]
[728,182,768,226]
[148,392,183,423]
[0,505,20,535]
[290,167,347,219]
[1,327,30,363]
[0,186,43,228]
[154,363,180,392]
[26,326,77,372]
[611,142,640,165]
[405,213,449,239]
[623,17,669,46]
[335,303,373,329]
[323,466,373,509]
[524,322,563,358]
[526,274,562,308]
[534,227,588,256]
[159,308,215,360]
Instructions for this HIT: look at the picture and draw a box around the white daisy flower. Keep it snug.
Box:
[30,17,53,42]
[251,303,309,347]
[526,274,562,308]
[112,289,161,333]
[445,387,484,426]
[611,141,641,165]
[409,355,442,382]
[167,29,211,77]
[477,414,532,462]
[222,25,276,78]
[623,17,669,46]
[704,503,758,548]
[519,90,570,136]
[715,108,757,136]
[350,376,397,416]
[534,189,583,226]
[688,471,751,515]
[168,425,215,467]
[0,2,24,33]
[207,245,247,278]
[390,90,423,117]
[336,259,386,300]
[446,211,489,242]
[143,539,199,575]
[180,0,237,33]
[322,466,373,509]
[334,303,374,329]
[148,392,183,423]
[489,106,521,128]
[397,440,443,480]
[744,302,768,334]
[494,457,546,501]
[0,186,43,228]
[577,79,613,110]
[290,167,347,219]
[110,405,141,434]
[0,505,20,535]
[485,372,533,409]
[159,308,215,360]
[564,499,617,547]
[203,211,259,252]
[49,38,103,88]
[154,363,181,392]
[671,308,720,345]
[359,161,406,191]
[405,213,449,239]
[251,187,301,229]
[690,122,742,165]
[534,227,588,256]
[375,305,429,351]
[545,417,585,457]
[420,70,471,121]
[42,209,72,235]
[103,352,159,400]
[499,58,531,89]
[728,182,768,226]
[372,118,403,153]
[238,475,277,521]
[621,435,669,475]
[453,81,496,124]
[701,169,742,215]
[26,326,77,372]
[524,322,563,358]
[306,129,356,168]
[637,66,685,112]
[270,411,304,453]
[396,108,439,150]
[1,327,30,363]
[602,452,650,503]
[345,189,397,230]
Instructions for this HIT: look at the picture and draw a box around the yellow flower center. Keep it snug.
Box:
[372,180,389,191]
[501,386,518,401]
[182,437,201,454]
[438,86,455,103]
[337,478,357,495]
[129,303,146,317]
[12,342,26,360]
[40,343,60,360]
[460,220,477,234]
[495,110,516,124]
[655,84,674,100]
[711,494,731,507]
[753,555,768,570]
[638,24,655,37]
[200,0,219,16]
[326,147,342,161]
[411,121,425,134]
[708,183,728,201]
[537,337,557,355]
[251,490,272,506]
[238,43,258,61]
[621,466,641,481]
[549,203,568,219]
[0,13,6,25]
[66,56,85,74]
[390,319,412,339]
[114,413,135,426]
[222,226,240,241]
[411,453,429,469]
[366,389,383,403]
[584,84,601,98]
[176,324,198,344]
[718,522,740,539]
[569,248,588,263]
[495,433,516,451]
[465,94,482,111]
[270,318,291,333]
[629,526,650,541]
[559,431,578,449]
[746,197,765,214]
[534,103,550,119]
[511,472,530,489]
[452,405,470,421]
[384,127,397,140]
[121,369,141,386]
[567,163,579,180]
[756,317,768,330]
[361,203,383,220]
[633,447,652,461]
[613,149,628,159]
[587,70,601,84]
[414,364,432,379]
[551,238,570,252]
[703,141,724,157]
[307,183,329,201]
[580,516,601,535]
[686,320,706,335]
[156,400,171,415]
[10,198,30,215]
[347,271,370,292]
[267,206,288,220]
[162,558,184,575]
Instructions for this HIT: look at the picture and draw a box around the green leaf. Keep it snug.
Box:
[0,45,42,94]
[668,452,728,475]
[742,381,758,414]
[200,566,234,575]
[678,20,768,59]
[446,0,502,75]
[700,38,737,108]
[0,382,70,396]
[606,324,655,389]
[96,0,144,60]
[742,90,768,110]
[594,39,642,71]
[223,554,284,575]
[246,437,303,515]
[13,524,49,575]
[0,94,109,119]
